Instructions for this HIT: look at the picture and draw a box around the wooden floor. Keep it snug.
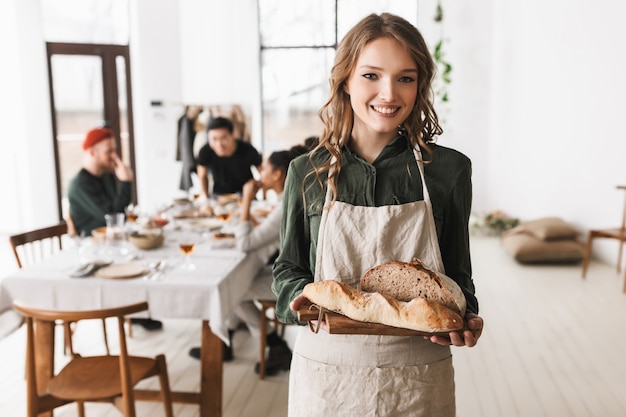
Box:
[1,235,625,417]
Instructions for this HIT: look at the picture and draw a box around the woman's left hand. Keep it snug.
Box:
[427,313,483,347]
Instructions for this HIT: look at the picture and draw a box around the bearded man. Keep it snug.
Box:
[68,127,133,235]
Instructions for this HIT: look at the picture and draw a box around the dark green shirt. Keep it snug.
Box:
[272,135,478,324]
[68,168,132,235]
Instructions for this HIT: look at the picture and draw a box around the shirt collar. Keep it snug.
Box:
[343,134,410,164]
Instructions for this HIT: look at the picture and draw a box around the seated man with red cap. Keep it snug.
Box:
[68,127,133,235]
[68,126,162,331]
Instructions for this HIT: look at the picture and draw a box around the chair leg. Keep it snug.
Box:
[156,354,174,417]
[101,319,110,355]
[618,240,625,273]
[63,321,74,356]
[581,232,594,279]
[275,318,284,338]
[259,304,268,380]
[77,401,85,417]
[126,318,133,338]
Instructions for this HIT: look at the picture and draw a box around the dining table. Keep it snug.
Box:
[0,213,267,417]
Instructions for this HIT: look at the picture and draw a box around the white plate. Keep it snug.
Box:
[95,263,148,279]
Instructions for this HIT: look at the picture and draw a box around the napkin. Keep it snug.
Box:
[70,260,113,278]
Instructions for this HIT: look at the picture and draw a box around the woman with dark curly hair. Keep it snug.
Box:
[272,13,483,416]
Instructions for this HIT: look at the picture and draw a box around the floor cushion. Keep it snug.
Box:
[501,232,585,264]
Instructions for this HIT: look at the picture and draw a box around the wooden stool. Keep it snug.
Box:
[258,299,291,379]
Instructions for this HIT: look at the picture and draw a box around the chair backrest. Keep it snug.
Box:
[9,222,68,268]
[13,300,148,324]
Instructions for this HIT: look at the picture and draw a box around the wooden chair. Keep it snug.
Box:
[13,300,173,417]
[581,185,626,292]
[9,222,110,355]
[258,299,293,380]
[10,222,69,269]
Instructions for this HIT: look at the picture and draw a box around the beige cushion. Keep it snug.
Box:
[504,217,580,241]
[501,233,585,263]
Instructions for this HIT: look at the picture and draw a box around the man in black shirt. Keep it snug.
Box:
[196,117,262,198]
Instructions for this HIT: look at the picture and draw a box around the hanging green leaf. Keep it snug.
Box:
[432,2,452,107]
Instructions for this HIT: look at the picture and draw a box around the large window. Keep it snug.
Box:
[258,0,418,152]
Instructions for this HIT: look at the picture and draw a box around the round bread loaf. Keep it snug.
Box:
[360,258,466,317]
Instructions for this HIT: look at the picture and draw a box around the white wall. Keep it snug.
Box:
[129,0,184,212]
[419,0,626,264]
[486,0,626,263]
[0,0,58,233]
[129,0,262,213]
[178,0,263,156]
[417,0,494,215]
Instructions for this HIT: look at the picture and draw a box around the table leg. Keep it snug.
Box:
[35,319,54,417]
[131,320,225,416]
[200,320,222,417]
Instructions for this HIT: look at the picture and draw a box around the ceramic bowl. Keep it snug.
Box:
[128,232,165,250]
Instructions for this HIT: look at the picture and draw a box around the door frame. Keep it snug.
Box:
[46,42,137,219]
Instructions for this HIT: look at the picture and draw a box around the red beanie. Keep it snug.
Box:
[82,127,115,150]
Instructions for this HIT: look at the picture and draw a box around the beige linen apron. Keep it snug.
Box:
[289,146,456,417]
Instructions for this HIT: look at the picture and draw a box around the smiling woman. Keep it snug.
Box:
[272,13,481,417]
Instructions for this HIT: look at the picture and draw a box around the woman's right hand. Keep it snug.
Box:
[291,290,328,332]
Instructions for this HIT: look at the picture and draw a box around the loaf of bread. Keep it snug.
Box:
[360,258,466,317]
[302,280,464,333]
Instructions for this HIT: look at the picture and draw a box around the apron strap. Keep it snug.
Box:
[314,142,445,281]
[412,147,445,272]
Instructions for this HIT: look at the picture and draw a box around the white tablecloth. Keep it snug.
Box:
[0,231,265,343]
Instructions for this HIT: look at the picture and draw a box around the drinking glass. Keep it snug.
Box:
[104,212,126,242]
[153,211,170,228]
[125,204,140,223]
[178,232,198,270]
[214,205,232,223]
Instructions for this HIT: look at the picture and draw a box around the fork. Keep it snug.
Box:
[143,260,165,281]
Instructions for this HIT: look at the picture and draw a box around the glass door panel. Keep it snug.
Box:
[47,42,136,219]
[50,54,104,203]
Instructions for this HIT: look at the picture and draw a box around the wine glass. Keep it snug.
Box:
[178,232,198,270]
[213,205,232,223]
[153,211,170,228]
[125,204,140,223]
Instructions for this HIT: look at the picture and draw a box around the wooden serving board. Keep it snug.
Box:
[297,306,461,337]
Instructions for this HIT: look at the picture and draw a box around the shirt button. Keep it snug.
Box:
[371,169,376,176]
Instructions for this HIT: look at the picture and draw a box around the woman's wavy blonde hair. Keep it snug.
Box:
[307,13,442,206]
